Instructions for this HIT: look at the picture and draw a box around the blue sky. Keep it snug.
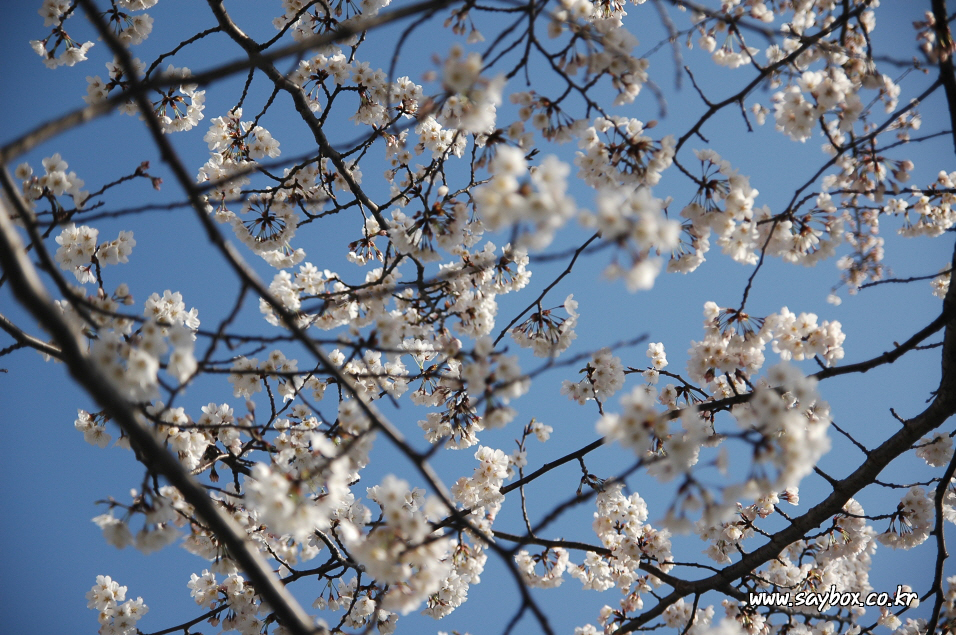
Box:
[0,1,953,634]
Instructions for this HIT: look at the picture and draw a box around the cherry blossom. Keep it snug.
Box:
[5,1,956,634]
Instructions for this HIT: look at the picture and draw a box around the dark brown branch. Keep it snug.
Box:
[0,312,62,360]
[926,449,956,634]
[617,238,956,634]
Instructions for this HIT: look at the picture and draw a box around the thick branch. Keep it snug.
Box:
[0,312,62,360]
[0,179,322,635]
[618,237,956,633]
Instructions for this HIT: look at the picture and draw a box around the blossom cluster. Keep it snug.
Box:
[451,445,511,520]
[687,301,845,389]
[86,575,148,635]
[90,485,184,554]
[343,475,454,615]
[17,153,89,210]
[473,146,576,250]
[511,294,579,357]
[568,482,676,609]
[562,346,626,404]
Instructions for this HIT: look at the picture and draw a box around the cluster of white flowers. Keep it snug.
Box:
[274,0,393,40]
[67,227,135,283]
[575,117,675,190]
[530,419,554,442]
[772,84,833,144]
[642,341,667,384]
[230,194,298,259]
[424,537,488,619]
[86,333,149,401]
[588,483,675,599]
[474,147,576,249]
[687,301,845,391]
[75,409,112,448]
[53,223,97,281]
[341,475,453,614]
[696,508,757,566]
[663,597,716,635]
[143,403,208,471]
[759,202,844,268]
[53,222,136,283]
[567,550,614,592]
[83,57,142,115]
[765,307,846,366]
[227,349,296,400]
[916,432,955,467]
[820,497,874,560]
[727,496,880,621]
[165,323,198,384]
[245,460,336,541]
[288,49,349,112]
[388,198,470,262]
[582,187,680,291]
[673,150,760,272]
[876,486,934,550]
[86,575,148,635]
[508,91,572,146]
[706,34,759,70]
[152,65,205,133]
[186,569,218,608]
[91,488,182,555]
[562,346,626,404]
[17,153,89,212]
[698,491,798,568]
[773,67,896,144]
[407,333,525,443]
[91,511,137,550]
[195,402,244,455]
[437,45,504,134]
[312,576,396,632]
[511,294,578,357]
[74,289,199,401]
[515,547,571,588]
[435,242,532,337]
[888,171,956,240]
[682,1,943,305]
[209,572,271,635]
[204,110,281,161]
[451,445,511,520]
[341,349,409,401]
[106,2,155,46]
[62,283,134,340]
[289,45,424,141]
[414,115,469,159]
[30,0,97,69]
[258,262,351,328]
[546,2,649,106]
[687,308,762,389]
[98,229,136,264]
[144,289,200,328]
[732,362,832,492]
[460,337,527,413]
[349,61,393,127]
[195,112,316,267]
[30,35,93,67]
[648,408,712,483]
[597,384,666,453]
[197,115,254,209]
[118,1,159,10]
